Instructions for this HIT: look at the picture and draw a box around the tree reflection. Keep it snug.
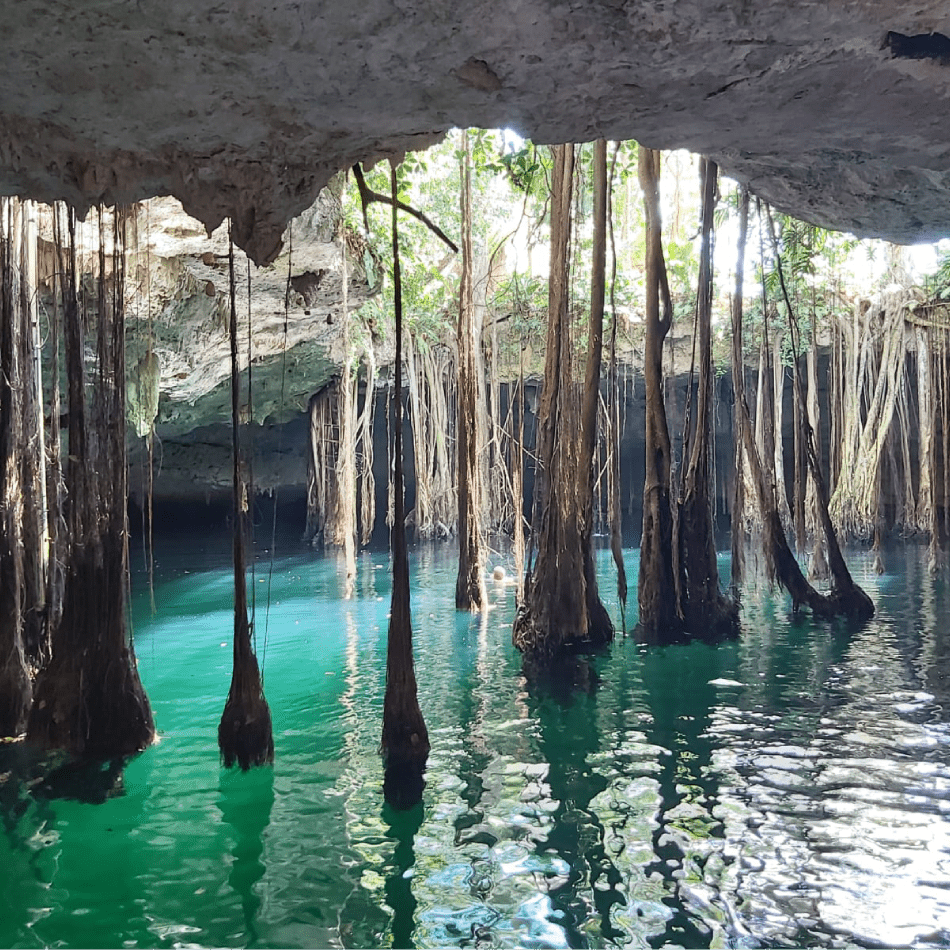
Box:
[217,766,275,943]
[383,797,425,949]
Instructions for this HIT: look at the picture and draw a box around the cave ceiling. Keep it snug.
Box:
[2,1,950,263]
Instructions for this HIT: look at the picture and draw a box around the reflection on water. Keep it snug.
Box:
[0,541,948,948]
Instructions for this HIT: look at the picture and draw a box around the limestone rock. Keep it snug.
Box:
[0,1,948,261]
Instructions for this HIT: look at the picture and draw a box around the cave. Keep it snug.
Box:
[1,3,950,948]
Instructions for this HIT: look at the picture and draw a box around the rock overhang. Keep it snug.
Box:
[2,0,950,262]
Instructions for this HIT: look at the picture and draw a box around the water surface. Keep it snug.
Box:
[1,539,948,948]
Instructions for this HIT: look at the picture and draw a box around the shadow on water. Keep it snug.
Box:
[217,766,275,945]
[383,797,426,950]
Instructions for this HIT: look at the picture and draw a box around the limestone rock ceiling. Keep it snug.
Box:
[2,1,950,262]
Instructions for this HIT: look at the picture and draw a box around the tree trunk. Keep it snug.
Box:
[456,130,486,611]
[772,329,793,531]
[730,186,751,588]
[218,227,274,771]
[381,162,429,808]
[0,199,32,737]
[19,200,49,670]
[606,142,628,629]
[916,325,934,535]
[635,146,681,642]
[675,158,738,637]
[334,214,358,592]
[29,206,155,758]
[767,208,874,620]
[805,330,828,578]
[513,142,613,662]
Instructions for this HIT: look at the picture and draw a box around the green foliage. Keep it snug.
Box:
[923,246,950,300]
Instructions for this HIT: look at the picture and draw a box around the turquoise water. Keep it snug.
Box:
[1,538,949,949]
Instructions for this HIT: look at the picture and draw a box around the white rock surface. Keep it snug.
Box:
[2,1,950,261]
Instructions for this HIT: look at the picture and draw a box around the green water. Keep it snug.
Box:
[1,538,949,949]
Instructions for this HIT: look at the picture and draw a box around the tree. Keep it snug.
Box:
[0,199,32,737]
[218,228,274,771]
[456,130,487,610]
[674,159,738,635]
[381,162,430,807]
[29,206,155,757]
[636,146,681,641]
[512,142,613,662]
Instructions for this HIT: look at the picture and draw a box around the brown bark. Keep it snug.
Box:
[606,142,628,627]
[218,227,274,771]
[765,209,874,620]
[675,159,738,637]
[513,143,612,662]
[730,186,751,588]
[0,200,32,737]
[19,201,49,669]
[456,131,486,611]
[29,207,155,758]
[381,162,429,808]
[635,146,681,641]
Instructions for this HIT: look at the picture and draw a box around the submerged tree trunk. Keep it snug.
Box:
[805,328,828,578]
[606,142,628,629]
[381,163,429,808]
[767,209,874,620]
[29,206,155,758]
[675,159,738,637]
[0,199,32,737]
[513,142,613,662]
[636,146,681,641]
[456,131,486,611]
[218,228,274,771]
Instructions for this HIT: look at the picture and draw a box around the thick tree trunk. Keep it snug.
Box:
[29,207,155,758]
[636,146,681,641]
[218,228,274,771]
[381,163,429,808]
[513,142,612,661]
[456,131,486,611]
[675,159,738,637]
